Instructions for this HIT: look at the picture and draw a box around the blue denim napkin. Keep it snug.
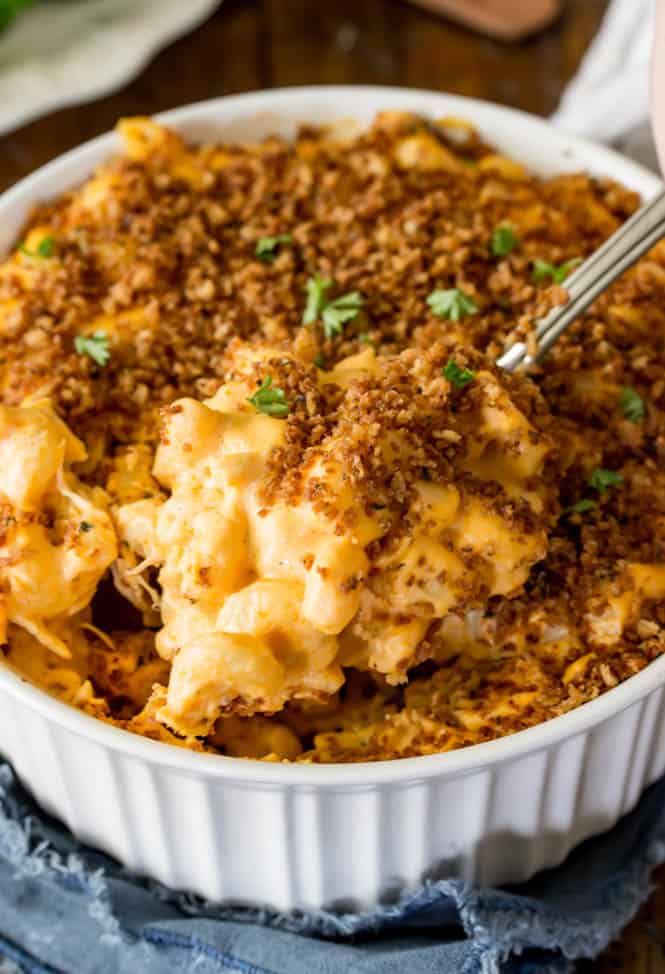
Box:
[1,760,664,974]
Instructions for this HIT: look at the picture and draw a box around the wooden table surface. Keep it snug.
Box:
[1,2,663,971]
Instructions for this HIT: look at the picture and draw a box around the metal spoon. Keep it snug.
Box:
[500,7,665,373]
[497,185,665,372]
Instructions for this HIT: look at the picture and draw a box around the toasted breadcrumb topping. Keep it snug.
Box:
[2,112,665,763]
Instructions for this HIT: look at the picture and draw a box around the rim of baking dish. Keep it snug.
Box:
[1,85,664,787]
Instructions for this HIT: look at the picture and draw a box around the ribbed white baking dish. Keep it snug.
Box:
[1,87,664,912]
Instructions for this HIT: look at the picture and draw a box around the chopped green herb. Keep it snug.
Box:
[255,234,293,262]
[565,499,597,515]
[619,386,645,423]
[532,257,582,284]
[566,468,623,514]
[303,276,364,339]
[427,288,478,322]
[74,332,111,367]
[19,235,55,259]
[303,274,333,325]
[589,467,623,496]
[247,375,289,417]
[313,353,326,370]
[491,224,519,257]
[322,291,364,339]
[358,332,374,346]
[79,521,93,533]
[443,359,475,389]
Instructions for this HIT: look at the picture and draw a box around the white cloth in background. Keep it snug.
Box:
[0,0,221,137]
[552,0,658,171]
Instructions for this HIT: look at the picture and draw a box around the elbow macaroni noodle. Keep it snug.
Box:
[1,113,665,762]
[0,401,116,658]
[111,342,554,736]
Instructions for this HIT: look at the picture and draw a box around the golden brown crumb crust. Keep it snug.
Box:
[2,112,665,762]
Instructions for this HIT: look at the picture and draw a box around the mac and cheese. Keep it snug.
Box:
[1,112,664,762]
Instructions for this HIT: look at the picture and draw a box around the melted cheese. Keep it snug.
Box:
[585,563,665,647]
[0,401,117,657]
[115,344,552,733]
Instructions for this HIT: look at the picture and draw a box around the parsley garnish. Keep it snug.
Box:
[565,470,622,515]
[532,257,582,284]
[322,292,364,339]
[255,234,293,263]
[303,274,333,325]
[247,375,289,417]
[313,353,326,370]
[491,224,519,257]
[19,235,55,258]
[303,276,364,339]
[588,467,623,496]
[565,499,597,515]
[427,288,478,321]
[358,332,374,346]
[74,332,111,367]
[79,521,93,533]
[443,359,475,389]
[619,386,645,423]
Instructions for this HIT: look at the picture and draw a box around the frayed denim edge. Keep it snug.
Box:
[2,763,664,972]
[0,929,61,974]
[466,833,665,963]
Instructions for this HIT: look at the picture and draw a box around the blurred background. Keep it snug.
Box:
[0,0,617,192]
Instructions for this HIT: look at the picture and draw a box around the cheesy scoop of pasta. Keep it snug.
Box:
[115,340,556,737]
[0,400,117,657]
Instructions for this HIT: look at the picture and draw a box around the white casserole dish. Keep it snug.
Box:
[0,86,664,912]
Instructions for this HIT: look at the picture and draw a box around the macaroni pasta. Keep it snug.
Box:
[0,111,664,762]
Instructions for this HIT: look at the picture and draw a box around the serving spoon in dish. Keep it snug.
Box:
[500,7,665,374]
[497,184,665,372]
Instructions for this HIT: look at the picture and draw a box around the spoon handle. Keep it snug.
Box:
[497,186,665,372]
[498,1,665,374]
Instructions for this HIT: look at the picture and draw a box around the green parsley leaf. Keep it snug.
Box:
[565,499,597,515]
[322,292,364,340]
[532,257,583,285]
[79,521,93,533]
[255,234,293,263]
[358,331,374,346]
[247,375,289,418]
[303,276,365,338]
[491,224,519,257]
[588,467,623,496]
[19,235,55,259]
[427,288,478,322]
[443,359,475,389]
[303,274,333,325]
[313,353,326,370]
[619,386,646,423]
[74,332,111,367]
